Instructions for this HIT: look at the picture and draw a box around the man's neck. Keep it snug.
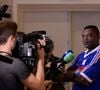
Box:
[88,44,99,53]
[0,45,12,56]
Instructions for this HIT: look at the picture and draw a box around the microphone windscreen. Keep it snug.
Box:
[63,52,75,63]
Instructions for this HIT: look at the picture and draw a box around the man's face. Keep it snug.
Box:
[82,29,99,49]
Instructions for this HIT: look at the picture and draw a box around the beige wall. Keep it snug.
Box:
[12,0,100,56]
[12,0,75,57]
[0,0,13,20]
[13,0,100,23]
[23,11,71,56]
[13,0,100,4]
[0,0,12,5]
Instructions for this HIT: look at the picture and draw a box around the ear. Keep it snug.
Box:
[8,35,16,50]
[7,35,16,47]
[8,35,14,42]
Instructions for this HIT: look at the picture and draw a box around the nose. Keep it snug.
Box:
[83,36,88,41]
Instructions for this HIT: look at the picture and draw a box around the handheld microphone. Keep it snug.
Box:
[57,50,75,68]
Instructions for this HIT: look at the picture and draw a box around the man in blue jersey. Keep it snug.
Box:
[63,25,100,90]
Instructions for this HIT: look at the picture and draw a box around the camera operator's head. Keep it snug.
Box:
[0,20,17,55]
[45,39,54,59]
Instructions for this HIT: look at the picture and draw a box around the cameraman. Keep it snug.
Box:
[0,20,45,90]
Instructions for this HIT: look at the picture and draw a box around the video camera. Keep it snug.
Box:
[12,30,49,71]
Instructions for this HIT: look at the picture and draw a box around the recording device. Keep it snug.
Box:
[12,30,49,71]
[57,50,75,70]
[0,4,11,20]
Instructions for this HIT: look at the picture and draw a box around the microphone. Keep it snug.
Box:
[57,50,75,69]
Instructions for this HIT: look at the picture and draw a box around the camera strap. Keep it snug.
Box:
[0,51,13,64]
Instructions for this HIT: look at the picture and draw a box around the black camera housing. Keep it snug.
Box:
[12,31,49,71]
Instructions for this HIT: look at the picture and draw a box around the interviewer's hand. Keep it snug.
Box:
[37,39,46,60]
[44,80,52,90]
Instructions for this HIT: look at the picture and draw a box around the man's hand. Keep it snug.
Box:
[44,80,52,90]
[37,39,46,60]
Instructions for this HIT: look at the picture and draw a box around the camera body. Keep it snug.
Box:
[12,31,49,71]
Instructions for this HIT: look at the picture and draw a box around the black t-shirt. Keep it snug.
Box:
[0,55,31,90]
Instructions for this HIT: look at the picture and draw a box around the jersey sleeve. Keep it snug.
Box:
[80,59,100,83]
[13,58,31,81]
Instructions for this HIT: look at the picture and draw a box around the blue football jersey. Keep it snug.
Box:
[70,45,100,90]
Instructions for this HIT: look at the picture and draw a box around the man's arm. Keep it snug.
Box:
[63,60,100,86]
[22,59,44,90]
[63,66,78,82]
[62,67,90,86]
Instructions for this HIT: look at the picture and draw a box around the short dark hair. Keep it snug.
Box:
[45,39,54,53]
[84,25,100,36]
[0,20,17,44]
